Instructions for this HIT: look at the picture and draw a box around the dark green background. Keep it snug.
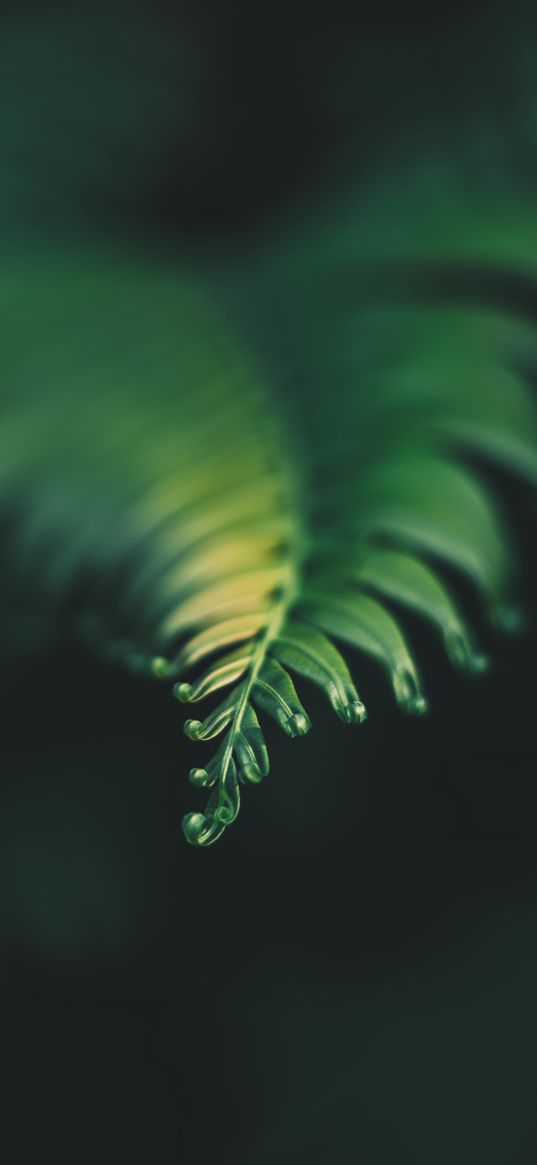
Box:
[2,3,537,1161]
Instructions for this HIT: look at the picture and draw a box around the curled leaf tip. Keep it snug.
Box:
[173,681,193,702]
[188,766,213,787]
[465,651,490,675]
[182,811,225,846]
[214,768,241,824]
[393,666,428,715]
[150,655,170,678]
[285,711,312,737]
[214,805,238,826]
[184,719,203,740]
[406,694,429,715]
[341,699,367,724]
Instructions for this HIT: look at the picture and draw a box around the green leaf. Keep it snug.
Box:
[183,686,241,741]
[171,613,271,673]
[346,548,488,672]
[319,456,515,624]
[252,660,312,737]
[234,706,270,785]
[173,647,254,703]
[300,590,428,715]
[271,621,366,723]
[157,565,289,636]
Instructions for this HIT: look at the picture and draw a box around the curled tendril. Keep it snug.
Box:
[150,656,172,678]
[182,735,244,844]
[212,761,241,826]
[188,766,215,788]
[174,681,194,702]
[182,812,226,846]
[182,688,242,742]
[182,762,241,845]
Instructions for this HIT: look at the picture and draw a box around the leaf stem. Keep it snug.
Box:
[216,565,300,812]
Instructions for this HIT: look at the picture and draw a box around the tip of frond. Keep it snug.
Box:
[284,711,312,737]
[182,812,225,847]
[339,699,367,724]
[184,719,203,740]
[173,681,194,702]
[188,766,213,787]
[150,655,171,678]
[406,694,428,715]
[393,666,429,715]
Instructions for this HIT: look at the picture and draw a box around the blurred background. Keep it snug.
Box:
[2,2,537,1161]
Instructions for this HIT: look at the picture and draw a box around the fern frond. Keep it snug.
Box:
[3,178,537,846]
